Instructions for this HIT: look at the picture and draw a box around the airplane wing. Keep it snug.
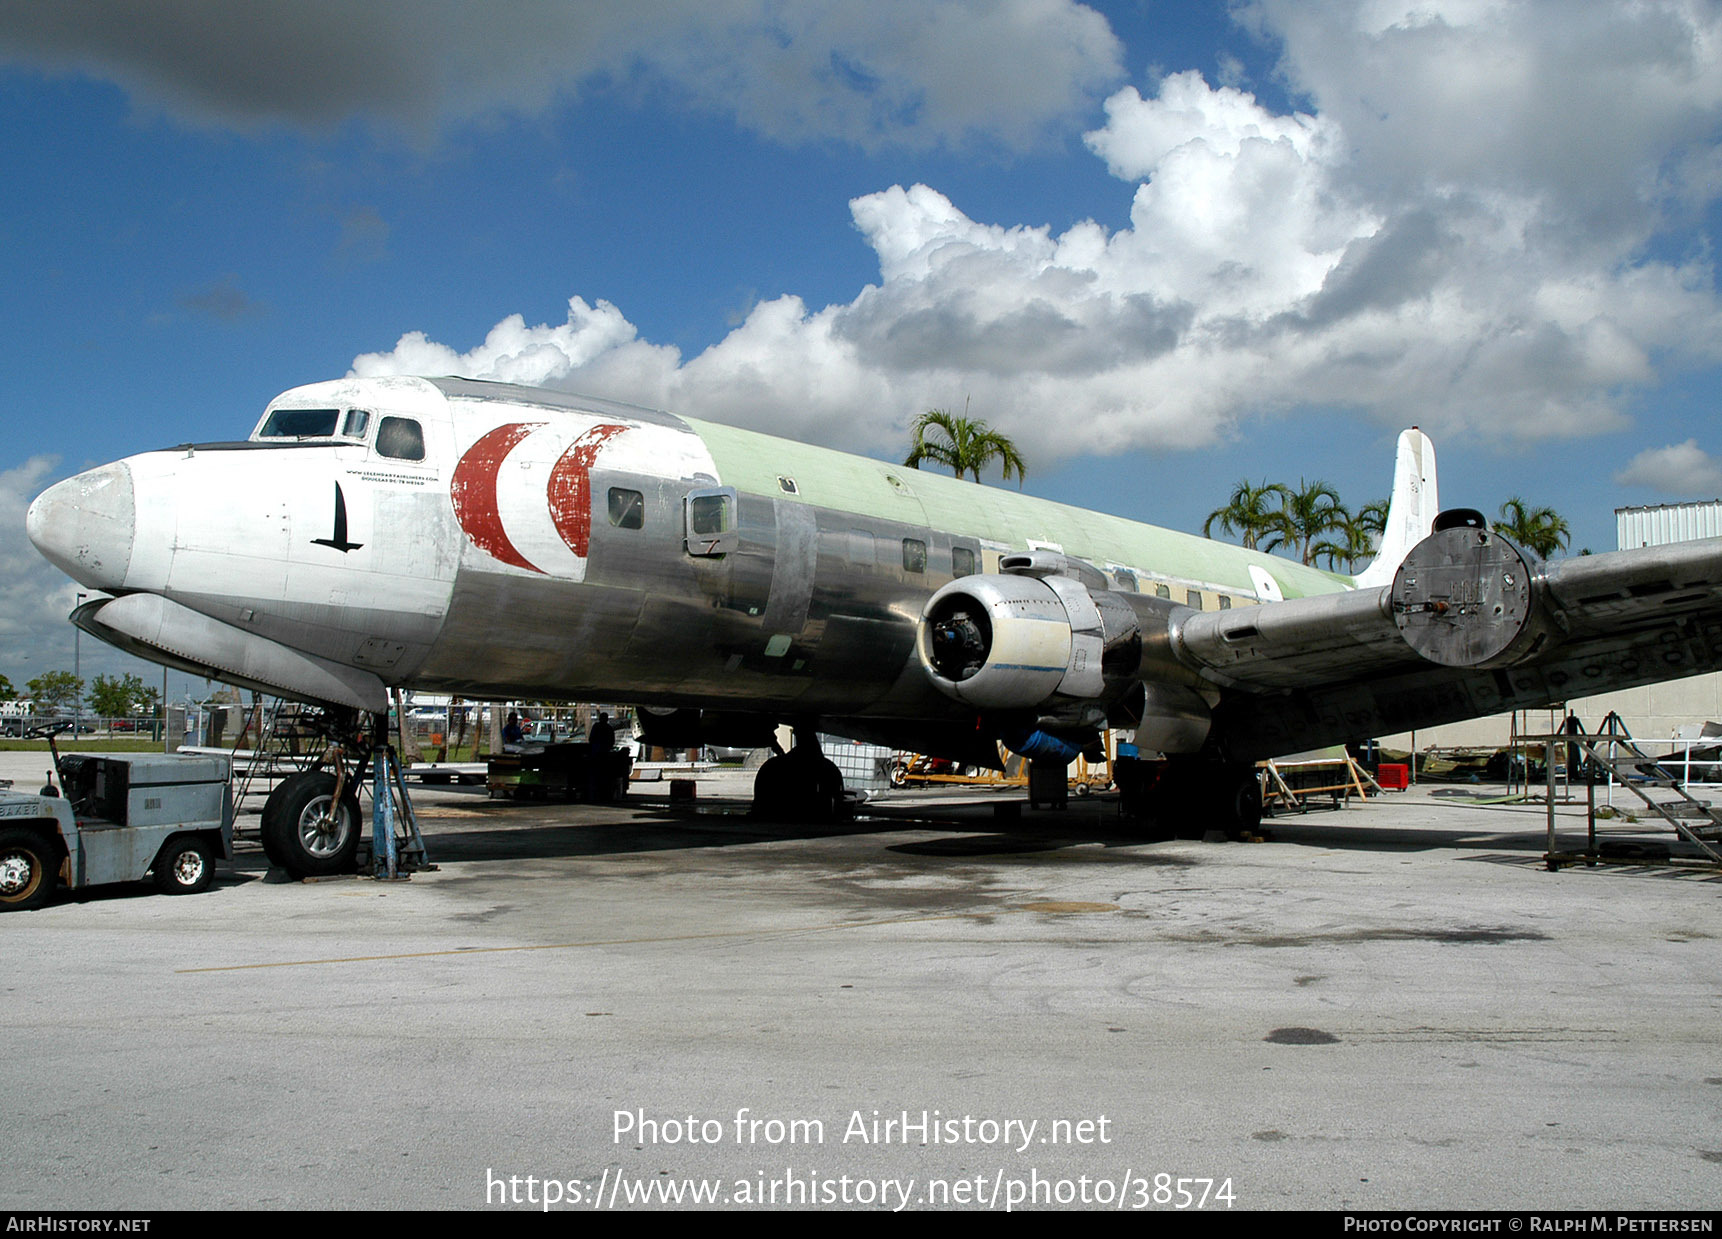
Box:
[1170,522,1722,762]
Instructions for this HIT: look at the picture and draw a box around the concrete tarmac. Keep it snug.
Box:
[2,751,1719,1212]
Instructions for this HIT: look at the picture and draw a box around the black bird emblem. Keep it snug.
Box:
[311,482,363,552]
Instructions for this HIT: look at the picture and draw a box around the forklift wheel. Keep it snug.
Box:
[0,826,57,911]
[154,836,215,895]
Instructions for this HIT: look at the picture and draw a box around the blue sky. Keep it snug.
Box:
[3,0,1721,701]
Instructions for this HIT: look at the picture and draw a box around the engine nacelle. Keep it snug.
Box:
[1391,518,1550,667]
[916,572,1138,710]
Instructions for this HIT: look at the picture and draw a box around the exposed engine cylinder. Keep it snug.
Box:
[1391,521,1545,667]
[917,572,1138,710]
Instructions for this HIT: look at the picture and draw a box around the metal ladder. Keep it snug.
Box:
[231,696,318,809]
[1564,712,1722,864]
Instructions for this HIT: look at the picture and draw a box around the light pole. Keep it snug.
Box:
[73,591,86,736]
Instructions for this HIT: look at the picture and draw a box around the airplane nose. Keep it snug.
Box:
[26,461,136,592]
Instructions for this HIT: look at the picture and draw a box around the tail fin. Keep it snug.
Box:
[1354,428,1438,589]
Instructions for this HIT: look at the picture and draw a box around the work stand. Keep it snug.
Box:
[362,746,437,879]
[1530,714,1722,872]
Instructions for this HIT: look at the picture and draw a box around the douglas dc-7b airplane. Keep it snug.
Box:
[26,375,1722,877]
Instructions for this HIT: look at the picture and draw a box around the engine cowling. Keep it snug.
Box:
[916,571,1138,710]
[1390,518,1551,668]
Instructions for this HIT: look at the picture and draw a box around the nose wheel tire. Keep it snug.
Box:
[261,772,362,878]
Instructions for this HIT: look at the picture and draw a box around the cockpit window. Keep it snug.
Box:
[376,416,425,461]
[259,408,341,438]
[256,406,377,445]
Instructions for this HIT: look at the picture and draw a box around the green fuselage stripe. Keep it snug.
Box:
[684,417,1351,602]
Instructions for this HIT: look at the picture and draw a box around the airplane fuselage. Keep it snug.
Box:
[36,374,1722,870]
[27,376,1348,759]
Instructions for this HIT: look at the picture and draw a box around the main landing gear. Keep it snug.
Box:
[751,729,846,823]
[1115,756,1262,841]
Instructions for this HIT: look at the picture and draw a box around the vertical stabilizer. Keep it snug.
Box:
[1354,428,1437,588]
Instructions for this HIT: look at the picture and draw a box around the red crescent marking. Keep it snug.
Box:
[451,422,543,572]
[548,423,630,558]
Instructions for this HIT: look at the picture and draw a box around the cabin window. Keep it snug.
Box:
[1155,583,1171,600]
[690,495,727,535]
[259,408,340,438]
[608,488,644,530]
[1187,590,1204,609]
[684,487,737,556]
[1113,568,1138,593]
[376,417,425,461]
[902,538,927,573]
[1218,595,1232,610]
[952,546,976,578]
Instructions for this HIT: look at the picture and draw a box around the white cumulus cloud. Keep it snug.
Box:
[0,455,83,681]
[1615,440,1722,497]
[353,2,1722,465]
[1243,0,1722,226]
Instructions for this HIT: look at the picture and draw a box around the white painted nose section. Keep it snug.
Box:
[25,462,136,592]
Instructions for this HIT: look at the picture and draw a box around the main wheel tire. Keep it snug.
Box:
[1159,768,1206,840]
[153,836,215,895]
[0,826,58,911]
[811,756,844,822]
[752,753,846,822]
[1229,774,1264,835]
[751,753,796,820]
[260,772,361,878]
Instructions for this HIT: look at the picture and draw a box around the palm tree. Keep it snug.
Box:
[1261,479,1349,566]
[1494,497,1570,559]
[904,408,1026,485]
[1203,479,1291,550]
[1311,498,1391,573]
[1309,522,1367,572]
[1354,498,1390,544]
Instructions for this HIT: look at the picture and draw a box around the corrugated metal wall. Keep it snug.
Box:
[1615,500,1722,549]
